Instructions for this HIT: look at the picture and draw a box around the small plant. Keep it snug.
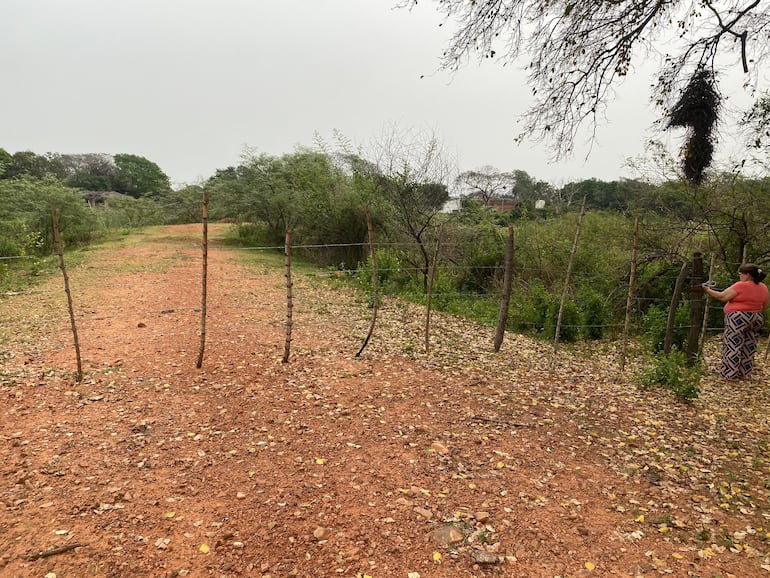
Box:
[695,527,711,542]
[638,350,701,401]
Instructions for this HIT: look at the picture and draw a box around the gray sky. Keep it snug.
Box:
[1,0,757,188]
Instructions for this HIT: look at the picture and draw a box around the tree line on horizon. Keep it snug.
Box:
[2,134,770,398]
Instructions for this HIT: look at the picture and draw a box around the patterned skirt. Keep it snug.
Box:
[722,311,765,379]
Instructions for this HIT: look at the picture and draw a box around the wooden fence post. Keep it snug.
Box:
[282,229,294,364]
[619,216,639,372]
[686,252,705,366]
[553,195,587,358]
[424,231,442,352]
[664,262,689,355]
[494,225,515,352]
[356,206,378,358]
[699,253,716,357]
[196,190,209,369]
[51,204,83,382]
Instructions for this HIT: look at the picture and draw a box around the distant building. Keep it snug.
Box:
[440,198,463,213]
[82,190,129,208]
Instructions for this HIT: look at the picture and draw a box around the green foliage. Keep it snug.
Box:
[511,280,553,335]
[0,148,11,177]
[544,298,581,342]
[579,290,608,339]
[2,151,66,180]
[113,154,171,198]
[642,304,689,353]
[639,350,701,401]
[0,177,98,254]
[441,211,504,293]
[206,148,368,268]
[155,185,204,225]
[93,196,164,229]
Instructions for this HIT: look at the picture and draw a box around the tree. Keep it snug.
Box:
[113,154,171,198]
[364,126,454,292]
[455,166,514,206]
[401,1,770,179]
[61,153,117,192]
[206,148,369,267]
[0,177,97,254]
[0,148,11,177]
[2,151,66,180]
[740,90,770,171]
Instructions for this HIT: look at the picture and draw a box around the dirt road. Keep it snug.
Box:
[1,224,769,577]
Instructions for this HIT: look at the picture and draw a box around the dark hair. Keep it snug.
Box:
[739,263,767,284]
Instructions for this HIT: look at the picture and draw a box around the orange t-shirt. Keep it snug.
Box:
[724,280,770,312]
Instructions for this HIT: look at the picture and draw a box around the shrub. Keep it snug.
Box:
[544,298,581,342]
[638,349,700,401]
[643,304,689,353]
[579,290,608,339]
[512,280,553,335]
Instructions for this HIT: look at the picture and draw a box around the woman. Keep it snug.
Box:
[702,263,769,380]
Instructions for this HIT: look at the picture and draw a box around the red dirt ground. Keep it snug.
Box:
[2,224,770,578]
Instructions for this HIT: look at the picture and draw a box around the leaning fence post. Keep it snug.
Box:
[356,205,378,358]
[282,229,294,364]
[553,195,587,360]
[664,261,689,355]
[51,204,83,382]
[196,190,209,369]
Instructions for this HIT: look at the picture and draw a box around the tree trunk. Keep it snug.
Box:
[664,262,689,355]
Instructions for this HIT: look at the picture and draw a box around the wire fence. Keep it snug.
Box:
[2,215,766,381]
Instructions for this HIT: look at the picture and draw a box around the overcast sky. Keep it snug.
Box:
[1,0,759,188]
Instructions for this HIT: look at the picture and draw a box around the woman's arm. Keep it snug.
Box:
[702,284,737,303]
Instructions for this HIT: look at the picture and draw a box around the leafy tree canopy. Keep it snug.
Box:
[0,148,11,177]
[113,154,171,198]
[2,151,67,180]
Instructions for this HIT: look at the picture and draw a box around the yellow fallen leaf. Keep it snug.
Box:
[635,514,645,523]
[164,512,175,519]
[672,553,684,560]
[200,544,210,554]
[315,458,325,465]
[433,551,442,563]
[585,561,596,571]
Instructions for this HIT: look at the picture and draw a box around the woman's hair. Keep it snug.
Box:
[739,263,768,283]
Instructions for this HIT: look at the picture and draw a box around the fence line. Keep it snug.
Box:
[4,215,763,381]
